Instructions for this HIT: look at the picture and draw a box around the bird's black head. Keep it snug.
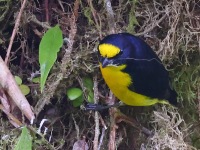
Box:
[98,33,135,68]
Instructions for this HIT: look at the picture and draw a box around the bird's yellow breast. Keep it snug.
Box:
[100,63,167,106]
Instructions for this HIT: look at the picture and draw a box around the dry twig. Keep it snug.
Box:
[5,0,27,65]
[88,0,102,38]
[0,104,23,127]
[93,76,100,150]
[198,87,200,121]
[104,0,115,34]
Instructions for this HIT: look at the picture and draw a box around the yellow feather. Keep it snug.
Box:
[98,44,120,58]
[100,63,169,106]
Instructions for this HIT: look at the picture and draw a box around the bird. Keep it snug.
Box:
[98,33,177,106]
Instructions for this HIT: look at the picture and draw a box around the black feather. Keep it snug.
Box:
[99,33,177,105]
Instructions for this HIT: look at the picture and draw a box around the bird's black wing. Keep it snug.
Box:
[123,34,177,105]
[126,57,169,98]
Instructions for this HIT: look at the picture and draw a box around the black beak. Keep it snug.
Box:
[102,58,111,68]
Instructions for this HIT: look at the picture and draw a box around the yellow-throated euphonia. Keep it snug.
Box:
[98,33,177,106]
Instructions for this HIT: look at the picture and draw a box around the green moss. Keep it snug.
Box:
[174,64,199,105]
[126,1,139,33]
[83,7,94,25]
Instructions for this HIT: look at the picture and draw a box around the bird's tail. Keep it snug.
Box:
[168,89,178,106]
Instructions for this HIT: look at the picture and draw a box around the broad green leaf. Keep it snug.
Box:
[67,88,83,101]
[39,25,63,92]
[14,127,32,150]
[19,84,30,96]
[15,76,22,85]
[32,77,40,83]
[72,96,83,107]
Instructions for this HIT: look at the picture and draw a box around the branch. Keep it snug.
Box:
[93,76,100,150]
[135,14,167,36]
[0,57,35,122]
[104,0,115,34]
[5,0,27,64]
[88,0,102,38]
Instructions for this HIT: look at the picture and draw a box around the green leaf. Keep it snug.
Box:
[19,84,30,96]
[83,77,93,90]
[15,76,22,85]
[14,127,32,150]
[39,25,63,92]
[83,77,94,103]
[72,96,84,107]
[87,90,94,103]
[32,77,40,83]
[67,88,83,101]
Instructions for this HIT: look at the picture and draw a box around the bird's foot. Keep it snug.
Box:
[84,101,123,111]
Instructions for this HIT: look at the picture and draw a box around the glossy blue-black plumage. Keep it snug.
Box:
[99,33,177,105]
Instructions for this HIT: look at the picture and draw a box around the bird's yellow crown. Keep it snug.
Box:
[98,44,120,58]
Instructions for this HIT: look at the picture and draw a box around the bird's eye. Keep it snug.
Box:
[118,50,123,56]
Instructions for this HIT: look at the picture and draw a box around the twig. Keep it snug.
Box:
[29,15,51,29]
[0,89,10,112]
[104,0,115,34]
[87,0,102,38]
[108,107,117,150]
[28,125,55,150]
[44,0,49,22]
[93,75,100,150]
[198,86,200,121]
[99,114,107,130]
[0,104,23,127]
[115,112,153,136]
[103,3,118,148]
[5,0,27,65]
[135,14,167,36]
[98,127,106,150]
[72,114,80,139]
[73,0,80,21]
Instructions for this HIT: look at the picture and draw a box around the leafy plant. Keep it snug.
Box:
[15,76,22,85]
[15,76,30,96]
[82,77,94,103]
[66,77,94,107]
[67,88,83,107]
[32,77,40,83]
[39,25,63,92]
[14,127,32,150]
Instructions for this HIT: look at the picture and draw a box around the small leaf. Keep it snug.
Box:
[32,77,40,83]
[83,77,94,103]
[67,88,83,101]
[83,77,93,90]
[87,90,94,103]
[39,25,63,92]
[72,96,83,107]
[15,76,22,85]
[19,84,30,96]
[14,127,32,150]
